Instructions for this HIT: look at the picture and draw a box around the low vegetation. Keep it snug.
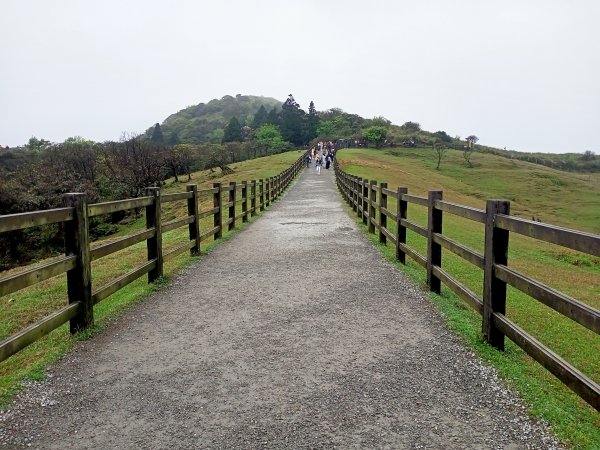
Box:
[337,147,599,449]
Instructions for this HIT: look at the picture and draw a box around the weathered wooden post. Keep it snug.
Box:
[229,181,236,231]
[396,187,408,264]
[362,180,369,225]
[187,184,200,255]
[368,180,377,234]
[427,190,443,294]
[213,182,222,240]
[357,177,363,218]
[259,179,265,211]
[379,182,388,244]
[352,177,358,212]
[63,193,93,333]
[265,178,270,207]
[251,180,257,217]
[242,181,248,223]
[483,199,511,350]
[145,187,163,283]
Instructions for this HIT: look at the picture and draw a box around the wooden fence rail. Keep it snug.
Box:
[333,158,600,412]
[0,153,306,364]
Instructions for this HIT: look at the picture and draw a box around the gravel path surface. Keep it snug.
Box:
[0,166,561,449]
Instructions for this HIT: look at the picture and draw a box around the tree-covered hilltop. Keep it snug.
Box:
[149,94,283,144]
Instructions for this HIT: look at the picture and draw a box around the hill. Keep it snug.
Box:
[148,94,282,144]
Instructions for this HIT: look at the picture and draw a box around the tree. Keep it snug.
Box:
[363,126,388,148]
[434,142,447,170]
[305,100,320,142]
[222,117,242,143]
[463,147,474,167]
[433,130,452,143]
[254,124,288,151]
[401,121,421,131]
[150,123,164,144]
[280,94,306,146]
[252,105,268,129]
[266,106,279,125]
[581,150,596,161]
[466,135,479,148]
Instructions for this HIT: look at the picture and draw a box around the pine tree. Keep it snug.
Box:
[305,100,320,142]
[222,117,242,143]
[150,123,164,144]
[266,106,280,125]
[253,105,268,129]
[280,94,306,146]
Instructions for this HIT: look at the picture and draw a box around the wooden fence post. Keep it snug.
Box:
[187,184,200,255]
[259,179,265,211]
[396,187,408,264]
[368,180,377,234]
[379,182,387,244]
[265,178,270,207]
[213,182,222,240]
[63,193,93,333]
[242,181,248,223]
[427,190,443,294]
[483,199,511,350]
[357,177,363,218]
[362,180,369,225]
[352,177,358,212]
[251,180,257,217]
[229,181,236,231]
[145,187,163,283]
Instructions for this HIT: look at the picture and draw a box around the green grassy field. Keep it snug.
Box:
[0,150,303,406]
[337,147,600,449]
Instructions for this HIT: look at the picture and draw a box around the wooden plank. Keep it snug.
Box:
[434,200,486,223]
[398,243,427,268]
[400,219,428,237]
[92,260,156,305]
[163,240,196,261]
[199,187,218,194]
[91,228,155,261]
[0,207,73,233]
[88,197,153,217]
[162,215,194,233]
[381,187,398,198]
[432,266,483,315]
[433,233,484,269]
[493,312,600,411]
[225,217,234,225]
[0,302,80,363]
[496,214,600,257]
[222,201,234,209]
[235,213,245,221]
[221,185,234,192]
[161,191,193,203]
[0,256,76,298]
[198,207,220,219]
[381,227,396,244]
[495,264,600,335]
[402,194,428,207]
[200,226,220,241]
[380,207,397,221]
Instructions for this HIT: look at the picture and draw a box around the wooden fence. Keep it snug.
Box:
[334,159,600,411]
[0,153,306,364]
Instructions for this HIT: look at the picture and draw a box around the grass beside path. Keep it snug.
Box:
[0,150,303,407]
[337,148,600,449]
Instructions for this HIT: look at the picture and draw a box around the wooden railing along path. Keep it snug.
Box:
[0,154,306,364]
[334,158,600,411]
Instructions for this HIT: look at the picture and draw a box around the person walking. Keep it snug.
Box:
[315,154,322,175]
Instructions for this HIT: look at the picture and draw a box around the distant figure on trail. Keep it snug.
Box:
[325,154,331,170]
[315,154,322,175]
[306,154,312,167]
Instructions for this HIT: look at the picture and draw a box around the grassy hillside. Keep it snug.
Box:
[0,150,303,406]
[337,147,600,448]
[153,94,282,144]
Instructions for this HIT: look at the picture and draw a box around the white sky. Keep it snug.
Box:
[1,0,599,153]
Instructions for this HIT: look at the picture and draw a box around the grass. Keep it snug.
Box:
[337,148,600,449]
[0,149,304,407]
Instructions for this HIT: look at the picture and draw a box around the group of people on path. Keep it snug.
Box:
[306,141,336,175]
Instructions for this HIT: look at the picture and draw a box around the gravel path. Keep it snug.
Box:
[0,165,561,449]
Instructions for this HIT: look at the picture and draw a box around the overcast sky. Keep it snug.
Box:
[1,0,598,153]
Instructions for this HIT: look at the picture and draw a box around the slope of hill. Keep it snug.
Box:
[150,94,282,144]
